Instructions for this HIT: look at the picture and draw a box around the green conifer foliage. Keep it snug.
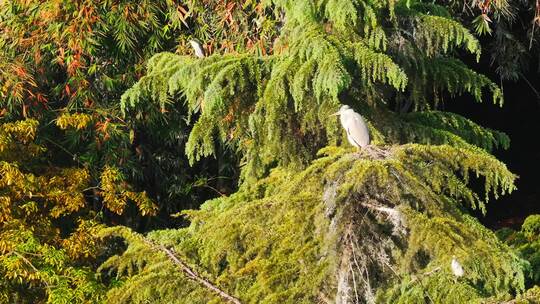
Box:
[105,0,532,302]
[101,145,524,303]
[0,0,516,303]
[0,0,281,230]
[498,215,540,286]
[0,3,282,300]
[121,0,505,180]
[436,0,539,83]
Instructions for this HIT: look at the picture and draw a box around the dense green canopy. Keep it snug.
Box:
[105,0,537,303]
[1,0,540,303]
[102,145,524,303]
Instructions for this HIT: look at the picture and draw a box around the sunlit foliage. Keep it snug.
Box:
[0,0,536,303]
[0,119,160,302]
[104,0,533,303]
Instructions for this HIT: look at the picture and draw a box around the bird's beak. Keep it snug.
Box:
[329,111,340,117]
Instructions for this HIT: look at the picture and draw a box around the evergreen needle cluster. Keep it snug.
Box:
[1,0,539,302]
[107,0,536,302]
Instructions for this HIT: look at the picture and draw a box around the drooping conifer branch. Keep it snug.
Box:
[146,240,243,304]
[100,144,523,303]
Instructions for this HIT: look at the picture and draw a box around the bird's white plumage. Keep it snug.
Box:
[189,40,205,58]
[336,105,370,149]
[451,257,464,277]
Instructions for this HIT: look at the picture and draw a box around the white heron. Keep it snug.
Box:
[189,39,205,58]
[451,256,464,278]
[331,105,370,151]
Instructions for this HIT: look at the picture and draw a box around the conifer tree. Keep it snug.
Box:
[0,1,275,302]
[101,0,537,303]
[440,0,540,82]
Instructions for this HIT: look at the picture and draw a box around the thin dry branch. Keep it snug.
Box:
[143,239,242,304]
[361,200,406,235]
[10,251,51,290]
[361,201,395,214]
[362,146,392,159]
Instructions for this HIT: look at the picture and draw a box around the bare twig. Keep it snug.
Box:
[343,225,361,303]
[410,267,442,284]
[10,251,50,290]
[358,146,391,160]
[410,267,441,304]
[361,201,395,215]
[199,184,227,197]
[143,239,242,304]
[349,233,373,302]
[349,262,360,303]
[519,72,540,106]
[317,291,333,304]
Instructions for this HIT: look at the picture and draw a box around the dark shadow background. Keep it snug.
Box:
[446,55,540,229]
